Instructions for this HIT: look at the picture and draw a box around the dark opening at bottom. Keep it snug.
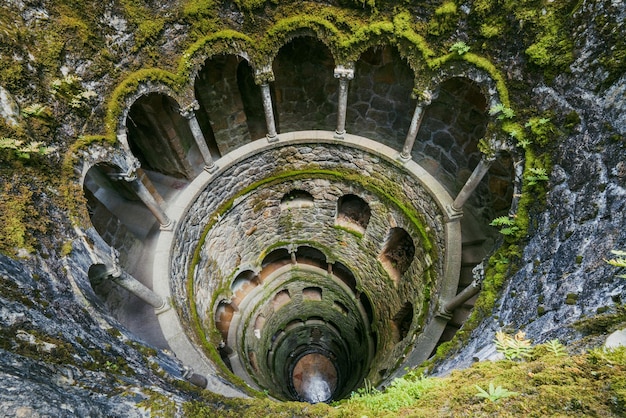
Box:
[292,353,338,403]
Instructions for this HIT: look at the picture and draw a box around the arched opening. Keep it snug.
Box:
[126,93,200,179]
[332,261,357,293]
[237,60,267,141]
[414,77,489,193]
[336,194,371,233]
[231,270,259,307]
[379,227,415,282]
[273,289,291,310]
[302,287,323,301]
[215,301,236,341]
[272,36,336,132]
[348,45,414,149]
[296,246,327,266]
[82,163,151,245]
[280,189,314,210]
[391,302,414,343]
[195,54,249,155]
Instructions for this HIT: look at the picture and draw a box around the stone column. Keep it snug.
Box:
[441,278,481,316]
[333,63,354,139]
[256,68,278,142]
[400,92,432,160]
[180,100,217,172]
[106,250,167,311]
[113,160,173,230]
[450,154,496,213]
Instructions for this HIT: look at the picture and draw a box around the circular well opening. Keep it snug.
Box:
[292,353,338,403]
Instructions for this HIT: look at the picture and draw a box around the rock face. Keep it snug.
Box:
[0,253,191,416]
[435,2,626,373]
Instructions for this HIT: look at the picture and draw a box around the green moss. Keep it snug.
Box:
[565,293,579,305]
[427,1,458,37]
[333,224,364,238]
[574,305,626,335]
[334,348,626,417]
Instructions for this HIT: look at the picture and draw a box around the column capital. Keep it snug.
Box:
[334,63,355,80]
[110,155,141,182]
[254,66,275,84]
[412,90,433,106]
[482,152,498,164]
[179,100,200,119]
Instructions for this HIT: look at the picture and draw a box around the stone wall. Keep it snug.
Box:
[170,142,450,382]
[195,54,253,155]
[346,46,415,150]
[273,37,337,133]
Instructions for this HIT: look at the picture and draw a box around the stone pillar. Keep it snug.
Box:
[400,92,432,160]
[112,160,173,230]
[180,100,217,172]
[441,278,481,316]
[450,154,496,213]
[106,250,167,311]
[256,68,278,142]
[260,83,278,142]
[333,63,354,139]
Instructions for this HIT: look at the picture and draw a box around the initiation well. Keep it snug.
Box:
[161,135,462,401]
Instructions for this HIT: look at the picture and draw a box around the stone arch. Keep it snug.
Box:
[295,246,327,266]
[379,227,415,283]
[195,54,252,155]
[263,23,341,67]
[272,36,336,132]
[126,93,202,179]
[429,63,504,120]
[391,302,413,343]
[237,60,267,141]
[215,300,236,341]
[262,248,291,266]
[332,261,357,294]
[231,270,260,307]
[280,189,314,210]
[347,44,414,149]
[181,32,254,83]
[413,76,490,195]
[335,194,371,233]
[82,163,146,249]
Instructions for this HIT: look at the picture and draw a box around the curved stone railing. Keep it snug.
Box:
[152,130,462,396]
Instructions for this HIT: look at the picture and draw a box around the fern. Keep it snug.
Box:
[605,250,626,278]
[495,330,532,360]
[490,216,519,235]
[475,382,518,402]
[525,167,549,186]
[490,216,515,227]
[489,103,515,120]
[544,339,567,357]
[449,41,470,55]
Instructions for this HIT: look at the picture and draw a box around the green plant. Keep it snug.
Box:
[0,137,56,159]
[475,382,518,402]
[449,41,470,55]
[495,330,532,360]
[490,216,519,236]
[525,167,549,186]
[605,250,626,278]
[543,339,567,357]
[21,104,50,118]
[343,375,441,413]
[489,103,515,120]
